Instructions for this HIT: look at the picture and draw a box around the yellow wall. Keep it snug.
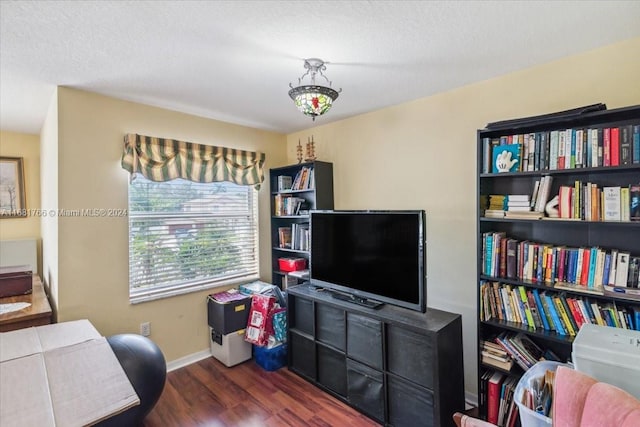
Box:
[41,89,60,312]
[0,130,42,273]
[51,87,287,362]
[286,37,640,399]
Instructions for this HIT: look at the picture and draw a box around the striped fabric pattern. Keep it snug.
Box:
[121,133,265,188]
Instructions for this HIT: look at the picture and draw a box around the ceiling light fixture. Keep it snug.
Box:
[289,58,341,121]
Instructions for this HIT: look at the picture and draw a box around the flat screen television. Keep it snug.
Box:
[309,210,426,312]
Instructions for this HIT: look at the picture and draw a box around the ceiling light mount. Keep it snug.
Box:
[289,58,341,121]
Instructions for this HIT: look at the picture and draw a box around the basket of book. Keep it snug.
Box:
[514,361,570,427]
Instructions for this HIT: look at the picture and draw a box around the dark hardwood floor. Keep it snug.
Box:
[143,357,380,427]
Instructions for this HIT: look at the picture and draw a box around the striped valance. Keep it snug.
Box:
[121,134,265,188]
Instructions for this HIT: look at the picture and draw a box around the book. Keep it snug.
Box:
[492,144,521,173]
[621,125,633,165]
[277,175,292,191]
[631,184,640,222]
[633,125,640,164]
[603,186,622,221]
[487,371,505,424]
[615,252,631,287]
[611,127,620,166]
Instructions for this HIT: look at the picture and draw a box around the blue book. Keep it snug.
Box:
[536,245,544,283]
[602,254,611,287]
[567,249,576,283]
[587,247,598,289]
[633,125,640,164]
[532,289,551,331]
[570,129,576,168]
[634,307,640,331]
[492,144,520,173]
[485,233,493,276]
[544,293,567,335]
[581,298,596,324]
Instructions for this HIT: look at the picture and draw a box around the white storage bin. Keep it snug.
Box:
[209,327,252,367]
[514,361,569,427]
[572,324,640,398]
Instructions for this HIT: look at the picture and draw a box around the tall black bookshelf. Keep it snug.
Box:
[269,161,334,289]
[476,105,640,422]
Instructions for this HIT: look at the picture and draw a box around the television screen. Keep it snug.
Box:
[310,210,426,312]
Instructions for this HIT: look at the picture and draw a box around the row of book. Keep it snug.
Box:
[277,224,310,251]
[274,195,306,216]
[557,182,640,221]
[480,281,640,335]
[480,370,519,427]
[482,231,640,290]
[482,124,640,174]
[291,166,315,190]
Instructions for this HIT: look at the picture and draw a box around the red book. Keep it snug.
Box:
[487,371,505,424]
[566,298,585,329]
[580,248,591,286]
[611,127,620,166]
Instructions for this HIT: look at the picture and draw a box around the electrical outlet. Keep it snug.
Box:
[140,322,151,337]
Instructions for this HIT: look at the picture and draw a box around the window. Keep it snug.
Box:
[128,174,259,303]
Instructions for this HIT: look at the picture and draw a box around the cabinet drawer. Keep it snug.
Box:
[347,359,384,423]
[347,313,383,370]
[292,297,314,335]
[387,324,433,389]
[317,345,347,396]
[316,304,345,350]
[290,332,316,380]
[387,374,434,427]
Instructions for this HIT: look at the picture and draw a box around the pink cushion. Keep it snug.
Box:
[553,366,597,427]
[553,366,640,427]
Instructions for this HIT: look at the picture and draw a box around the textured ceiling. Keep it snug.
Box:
[1,1,639,135]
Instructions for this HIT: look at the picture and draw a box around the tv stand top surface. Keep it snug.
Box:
[328,290,383,309]
[290,284,460,332]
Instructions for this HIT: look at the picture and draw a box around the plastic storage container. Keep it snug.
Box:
[514,361,569,427]
[209,327,252,367]
[572,324,640,398]
[254,343,287,371]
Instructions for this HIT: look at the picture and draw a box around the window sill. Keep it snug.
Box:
[129,274,259,304]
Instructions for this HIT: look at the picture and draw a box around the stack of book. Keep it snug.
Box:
[504,194,544,220]
[481,340,514,371]
[484,194,506,218]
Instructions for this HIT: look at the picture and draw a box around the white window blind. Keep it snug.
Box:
[128,175,259,303]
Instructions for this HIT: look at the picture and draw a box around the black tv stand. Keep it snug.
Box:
[328,290,383,309]
[287,284,464,426]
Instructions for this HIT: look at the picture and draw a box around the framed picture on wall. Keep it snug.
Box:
[0,156,27,218]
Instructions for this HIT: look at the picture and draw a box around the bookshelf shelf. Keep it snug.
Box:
[476,105,640,423]
[269,161,333,290]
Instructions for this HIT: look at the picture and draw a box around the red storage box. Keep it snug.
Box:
[278,257,306,272]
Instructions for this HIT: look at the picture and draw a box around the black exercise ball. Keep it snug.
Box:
[96,334,166,427]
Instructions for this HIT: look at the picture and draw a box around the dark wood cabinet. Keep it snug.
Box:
[269,161,333,289]
[287,284,464,426]
[476,105,640,420]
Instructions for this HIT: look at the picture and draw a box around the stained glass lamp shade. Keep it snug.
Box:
[289,59,341,121]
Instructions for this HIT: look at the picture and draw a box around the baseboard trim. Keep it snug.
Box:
[166,349,212,372]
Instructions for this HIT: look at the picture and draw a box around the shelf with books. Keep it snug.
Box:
[269,161,333,290]
[476,104,640,423]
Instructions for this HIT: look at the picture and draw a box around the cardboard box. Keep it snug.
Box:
[0,265,32,297]
[572,324,640,398]
[0,320,139,425]
[207,292,251,334]
[209,327,252,367]
[278,257,306,272]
